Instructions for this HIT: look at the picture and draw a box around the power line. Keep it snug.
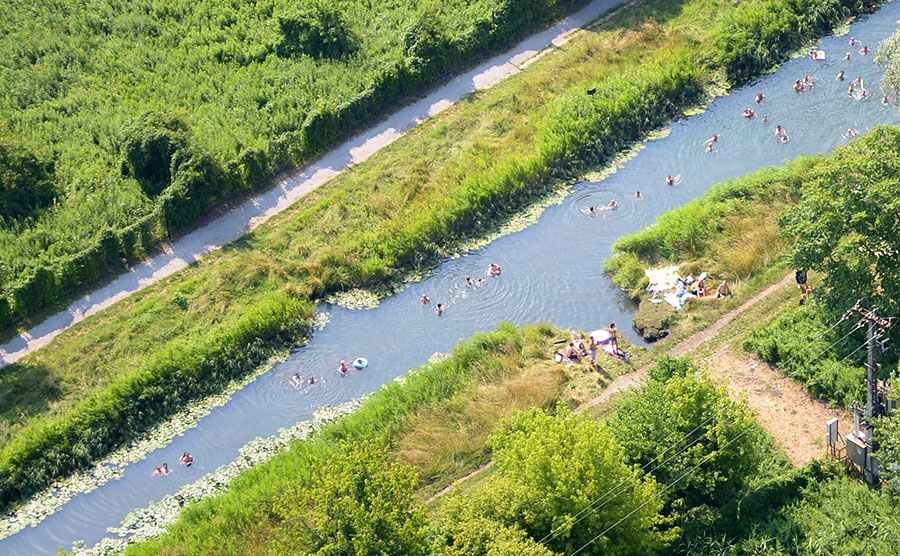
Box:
[568,426,753,556]
[540,312,861,549]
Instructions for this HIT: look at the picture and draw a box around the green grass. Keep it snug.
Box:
[0,0,880,510]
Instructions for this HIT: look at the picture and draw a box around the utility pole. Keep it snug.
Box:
[847,301,895,484]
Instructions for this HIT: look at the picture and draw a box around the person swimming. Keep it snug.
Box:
[634,191,643,200]
[845,128,858,138]
[179,452,193,466]
[742,108,755,119]
[586,206,597,216]
[666,175,674,186]
[859,45,870,55]
[761,114,768,123]
[848,83,856,96]
[883,94,890,106]
[488,263,502,276]
[854,75,863,86]
[849,36,859,46]
[420,294,430,306]
[705,133,720,144]
[338,360,349,375]
[706,142,713,153]
[465,277,474,287]
[607,199,618,210]
[308,376,317,384]
[793,79,804,93]
[435,303,444,316]
[775,125,789,142]
[755,92,764,104]
[154,463,170,476]
[844,52,852,60]
[836,70,845,81]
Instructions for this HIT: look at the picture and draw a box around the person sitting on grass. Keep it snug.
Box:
[696,277,707,297]
[715,280,731,299]
[800,284,813,305]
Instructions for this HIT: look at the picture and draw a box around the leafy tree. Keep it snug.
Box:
[269,439,430,556]
[0,138,55,223]
[435,405,673,555]
[777,126,900,361]
[277,1,356,60]
[609,356,767,508]
[877,29,900,100]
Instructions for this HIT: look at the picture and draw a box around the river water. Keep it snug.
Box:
[5,4,900,554]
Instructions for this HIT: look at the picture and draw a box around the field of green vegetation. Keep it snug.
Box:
[0,0,880,511]
[0,0,590,329]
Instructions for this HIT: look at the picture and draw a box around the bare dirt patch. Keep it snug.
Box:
[702,344,848,467]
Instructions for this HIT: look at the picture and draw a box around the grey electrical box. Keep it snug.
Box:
[846,432,867,469]
[826,418,839,447]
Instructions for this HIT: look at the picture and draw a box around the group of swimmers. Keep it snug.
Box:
[291,372,318,386]
[554,324,623,366]
[420,264,502,316]
[154,452,194,476]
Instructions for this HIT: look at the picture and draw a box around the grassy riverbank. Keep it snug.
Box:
[0,0,879,510]
[606,127,900,407]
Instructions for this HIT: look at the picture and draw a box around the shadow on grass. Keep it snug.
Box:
[0,361,61,444]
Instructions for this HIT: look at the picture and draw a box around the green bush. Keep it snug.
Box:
[276,1,357,60]
[716,0,878,85]
[121,112,190,197]
[0,138,55,224]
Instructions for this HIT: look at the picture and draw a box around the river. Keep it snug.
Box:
[4,3,900,554]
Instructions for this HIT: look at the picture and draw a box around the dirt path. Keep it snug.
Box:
[703,344,848,467]
[0,0,628,368]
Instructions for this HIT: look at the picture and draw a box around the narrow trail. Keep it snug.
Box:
[0,0,627,368]
[429,271,822,501]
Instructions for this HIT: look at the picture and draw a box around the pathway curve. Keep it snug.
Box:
[0,0,627,368]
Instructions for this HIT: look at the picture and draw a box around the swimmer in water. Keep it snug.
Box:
[775,125,789,142]
[850,36,859,46]
[859,45,870,55]
[742,108,755,119]
[755,92,764,104]
[761,114,768,123]
[705,133,720,144]
[793,79,804,93]
[338,360,348,375]
[845,128,858,138]
[634,191,643,200]
[465,276,474,287]
[488,263,502,276]
[844,52,852,60]
[848,83,855,96]
[706,142,713,153]
[308,376,317,384]
[883,94,890,106]
[854,75,863,86]
[836,70,845,81]
[587,206,597,216]
[607,199,618,210]
[435,303,444,316]
[179,452,193,466]
[666,175,674,186]
[420,294,430,306]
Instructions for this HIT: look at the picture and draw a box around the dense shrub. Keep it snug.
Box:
[0,138,55,224]
[716,0,878,84]
[121,112,190,197]
[276,1,357,60]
